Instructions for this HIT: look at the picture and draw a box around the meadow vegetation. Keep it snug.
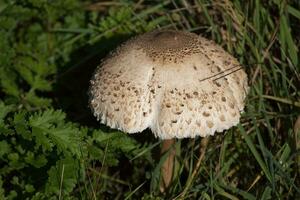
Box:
[0,0,299,199]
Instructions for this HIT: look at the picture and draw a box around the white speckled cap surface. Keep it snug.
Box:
[89,30,249,139]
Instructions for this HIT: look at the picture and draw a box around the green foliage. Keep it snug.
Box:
[28,109,83,157]
[46,157,80,195]
[0,0,84,108]
[0,0,299,199]
[0,103,147,199]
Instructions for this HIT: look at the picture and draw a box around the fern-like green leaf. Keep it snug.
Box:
[29,109,83,157]
[45,157,79,196]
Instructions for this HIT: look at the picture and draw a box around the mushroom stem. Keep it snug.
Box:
[180,137,209,198]
[160,138,176,192]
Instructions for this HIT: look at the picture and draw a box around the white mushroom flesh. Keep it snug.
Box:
[89,30,249,139]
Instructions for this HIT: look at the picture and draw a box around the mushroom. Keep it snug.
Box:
[89,30,249,192]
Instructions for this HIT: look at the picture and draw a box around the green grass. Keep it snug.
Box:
[0,0,299,199]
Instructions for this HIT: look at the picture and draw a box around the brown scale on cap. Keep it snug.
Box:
[89,30,249,139]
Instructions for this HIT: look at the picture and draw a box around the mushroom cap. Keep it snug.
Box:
[89,30,249,139]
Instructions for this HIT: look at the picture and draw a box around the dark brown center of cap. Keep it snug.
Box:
[131,30,202,62]
[143,30,196,50]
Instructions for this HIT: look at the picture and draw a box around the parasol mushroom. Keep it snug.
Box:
[89,30,249,192]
